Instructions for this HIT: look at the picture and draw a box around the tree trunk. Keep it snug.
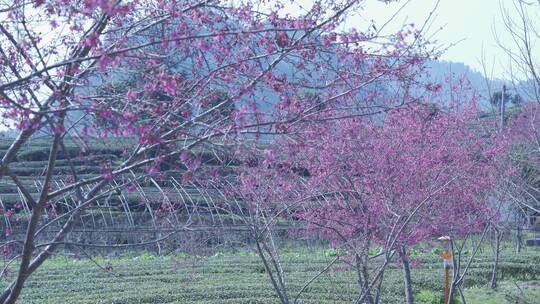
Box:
[355,254,374,304]
[398,245,414,304]
[458,286,466,304]
[490,227,501,289]
[255,239,289,304]
[515,214,522,255]
[373,269,385,304]
[255,227,289,304]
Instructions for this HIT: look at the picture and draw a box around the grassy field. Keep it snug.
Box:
[1,248,538,304]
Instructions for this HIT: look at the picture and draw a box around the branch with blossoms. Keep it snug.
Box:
[0,0,439,303]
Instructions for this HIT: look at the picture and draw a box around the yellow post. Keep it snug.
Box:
[444,267,449,304]
[438,236,453,304]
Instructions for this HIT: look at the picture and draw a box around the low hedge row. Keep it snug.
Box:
[2,251,537,304]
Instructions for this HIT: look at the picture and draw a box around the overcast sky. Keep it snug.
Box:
[352,0,523,79]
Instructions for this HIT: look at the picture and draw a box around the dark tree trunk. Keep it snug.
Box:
[355,254,374,304]
[490,227,501,289]
[398,245,414,304]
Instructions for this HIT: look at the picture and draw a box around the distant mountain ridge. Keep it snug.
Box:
[0,60,532,138]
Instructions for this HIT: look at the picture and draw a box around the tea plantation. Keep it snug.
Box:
[2,248,538,304]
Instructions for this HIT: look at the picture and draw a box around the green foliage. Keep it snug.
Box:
[174,252,190,259]
[409,247,423,257]
[323,248,338,257]
[1,249,537,304]
[416,289,440,304]
[139,251,155,261]
[368,246,383,257]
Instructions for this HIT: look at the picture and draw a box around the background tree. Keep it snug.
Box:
[490,89,523,109]
[495,0,540,103]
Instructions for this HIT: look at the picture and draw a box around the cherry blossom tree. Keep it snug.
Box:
[239,90,508,303]
[0,0,435,302]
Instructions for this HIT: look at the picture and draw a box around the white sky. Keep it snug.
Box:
[352,0,524,79]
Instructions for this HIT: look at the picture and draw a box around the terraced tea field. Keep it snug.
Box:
[0,137,241,251]
[2,249,539,304]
